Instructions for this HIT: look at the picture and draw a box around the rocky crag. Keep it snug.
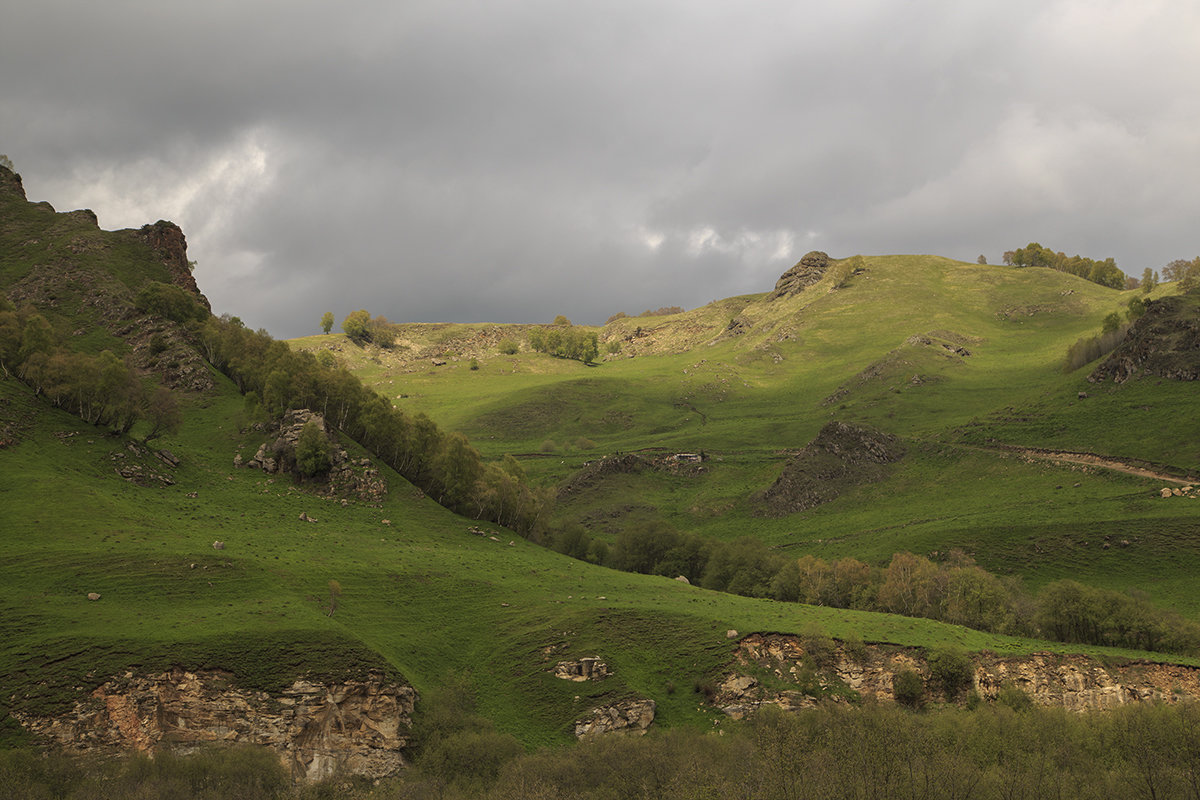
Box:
[718,633,1200,718]
[1090,292,1200,383]
[15,669,416,784]
[237,409,388,504]
[757,421,906,515]
[0,164,214,392]
[769,251,831,300]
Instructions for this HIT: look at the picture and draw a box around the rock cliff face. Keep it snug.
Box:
[133,220,211,311]
[718,634,1200,717]
[757,422,906,516]
[769,251,831,299]
[1090,293,1200,383]
[16,669,415,784]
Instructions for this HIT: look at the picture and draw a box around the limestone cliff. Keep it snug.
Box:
[16,669,415,784]
[718,633,1200,718]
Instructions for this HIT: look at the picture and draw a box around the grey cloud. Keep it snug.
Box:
[4,0,1199,337]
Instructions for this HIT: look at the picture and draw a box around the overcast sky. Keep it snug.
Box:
[4,1,1199,338]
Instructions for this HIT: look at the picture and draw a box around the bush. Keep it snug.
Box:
[498,339,519,355]
[134,281,206,323]
[893,668,924,708]
[295,421,332,478]
[927,646,974,699]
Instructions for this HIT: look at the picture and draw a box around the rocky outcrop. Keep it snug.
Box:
[718,633,1200,717]
[554,657,611,682]
[16,669,416,784]
[133,220,211,311]
[241,410,388,504]
[0,164,25,199]
[757,422,906,515]
[1090,293,1200,383]
[574,699,656,738]
[769,251,830,300]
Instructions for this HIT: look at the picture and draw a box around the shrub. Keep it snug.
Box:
[134,281,206,323]
[498,339,519,355]
[927,646,974,699]
[997,681,1033,712]
[893,669,924,708]
[605,340,622,354]
[295,421,332,478]
[469,359,480,371]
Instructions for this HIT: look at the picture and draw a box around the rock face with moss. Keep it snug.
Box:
[16,669,416,784]
[757,421,906,515]
[241,409,388,503]
[768,250,831,300]
[717,633,1200,717]
[1090,293,1200,383]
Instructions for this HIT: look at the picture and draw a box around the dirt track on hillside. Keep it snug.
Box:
[985,445,1197,485]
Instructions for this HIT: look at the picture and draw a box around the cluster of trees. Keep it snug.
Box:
[1062,295,1149,372]
[606,306,685,323]
[1002,243,1125,289]
[1164,257,1200,291]
[527,321,599,364]
[550,519,1200,656]
[12,701,1200,799]
[0,297,180,438]
[340,310,398,347]
[197,314,549,533]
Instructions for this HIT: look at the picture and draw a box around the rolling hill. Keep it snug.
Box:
[4,162,1200,794]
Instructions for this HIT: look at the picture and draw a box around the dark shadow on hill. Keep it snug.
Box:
[1089,291,1200,383]
[756,421,906,516]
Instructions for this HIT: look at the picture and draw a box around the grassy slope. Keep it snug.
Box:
[3,370,1183,751]
[295,256,1200,616]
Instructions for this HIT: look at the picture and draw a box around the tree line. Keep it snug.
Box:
[549,519,1200,656]
[527,317,599,364]
[197,314,550,533]
[0,296,180,438]
[1002,242,1126,288]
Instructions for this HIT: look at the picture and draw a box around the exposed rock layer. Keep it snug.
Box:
[769,251,831,299]
[719,633,1200,718]
[16,669,415,784]
[1090,293,1200,383]
[574,699,656,738]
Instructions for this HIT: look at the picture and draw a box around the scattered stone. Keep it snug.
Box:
[675,575,691,584]
[212,541,225,550]
[381,519,391,525]
[87,592,101,601]
[299,512,317,523]
[726,629,739,639]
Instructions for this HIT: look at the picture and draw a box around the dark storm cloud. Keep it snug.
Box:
[4,1,1200,337]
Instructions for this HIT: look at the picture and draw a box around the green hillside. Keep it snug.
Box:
[4,162,1200,794]
[295,254,1199,615]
